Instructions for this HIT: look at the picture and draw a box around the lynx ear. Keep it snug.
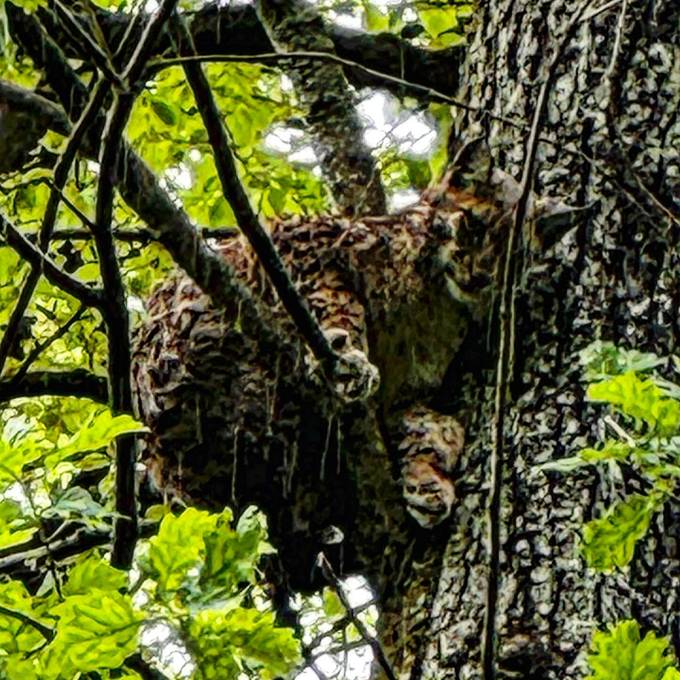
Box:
[441,134,591,249]
[445,139,525,207]
[444,136,493,192]
[530,197,595,250]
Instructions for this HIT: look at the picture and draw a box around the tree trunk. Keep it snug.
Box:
[382,1,679,678]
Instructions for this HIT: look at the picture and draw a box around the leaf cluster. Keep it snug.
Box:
[0,400,147,552]
[0,399,300,678]
[540,342,680,571]
[586,620,680,680]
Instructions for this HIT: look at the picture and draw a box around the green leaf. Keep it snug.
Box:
[7,0,47,12]
[322,587,344,619]
[582,494,660,571]
[538,441,642,474]
[42,486,112,525]
[362,2,390,32]
[586,619,676,679]
[189,607,301,680]
[579,341,666,381]
[0,654,39,680]
[0,437,42,486]
[63,553,128,596]
[48,409,148,465]
[0,582,46,655]
[580,441,641,463]
[663,670,680,679]
[44,590,143,674]
[587,372,680,436]
[147,507,218,592]
[418,6,464,47]
[536,455,590,473]
[0,499,37,549]
[150,99,178,126]
[199,506,274,600]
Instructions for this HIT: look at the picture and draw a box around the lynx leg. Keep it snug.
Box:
[397,405,465,528]
[305,272,379,403]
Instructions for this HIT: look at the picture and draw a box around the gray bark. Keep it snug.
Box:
[385,1,680,678]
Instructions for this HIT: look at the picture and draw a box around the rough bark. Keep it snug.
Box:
[385,1,680,678]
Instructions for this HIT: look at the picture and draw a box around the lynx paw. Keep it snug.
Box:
[402,459,455,528]
[331,345,380,402]
[307,327,380,403]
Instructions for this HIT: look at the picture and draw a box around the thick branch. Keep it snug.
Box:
[0,369,108,403]
[0,79,70,136]
[256,0,386,215]
[38,2,462,99]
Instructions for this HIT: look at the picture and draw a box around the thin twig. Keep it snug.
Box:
[0,369,108,404]
[0,75,109,375]
[0,604,55,641]
[581,0,624,23]
[25,226,239,243]
[0,216,104,309]
[603,415,636,446]
[7,8,271,342]
[317,553,396,680]
[93,0,181,570]
[308,638,369,662]
[8,305,87,385]
[303,598,376,656]
[53,0,123,86]
[151,51,515,125]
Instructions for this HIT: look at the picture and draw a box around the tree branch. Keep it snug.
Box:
[37,2,462,99]
[0,76,111,377]
[6,6,269,339]
[0,369,108,404]
[91,0,180,570]
[52,0,123,87]
[8,304,86,385]
[25,226,239,243]
[173,15,337,371]
[256,0,386,215]
[148,52,521,128]
[318,553,396,680]
[0,520,158,577]
[0,78,70,136]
